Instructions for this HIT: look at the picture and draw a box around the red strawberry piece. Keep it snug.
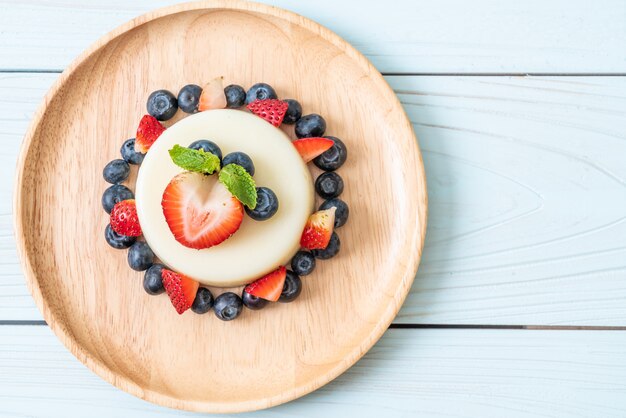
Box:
[244,266,287,302]
[110,199,142,237]
[198,77,227,111]
[246,99,289,127]
[135,114,165,153]
[292,137,334,163]
[161,269,199,314]
[162,171,244,250]
[300,207,336,250]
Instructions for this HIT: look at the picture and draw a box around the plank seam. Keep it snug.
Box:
[2,70,626,76]
[383,72,626,77]
[390,324,626,330]
[1,321,625,330]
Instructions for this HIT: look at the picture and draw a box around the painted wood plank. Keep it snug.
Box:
[0,74,43,320]
[0,326,625,417]
[2,74,626,324]
[398,75,626,325]
[0,0,625,73]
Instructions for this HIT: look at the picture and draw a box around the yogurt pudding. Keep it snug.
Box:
[103,79,348,319]
[135,109,314,287]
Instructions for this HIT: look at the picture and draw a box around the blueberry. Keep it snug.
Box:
[147,89,178,121]
[177,84,202,114]
[242,290,269,310]
[245,187,278,221]
[191,287,214,314]
[313,136,347,171]
[143,264,165,295]
[224,84,246,108]
[120,138,145,165]
[291,251,316,276]
[312,232,340,259]
[295,114,326,138]
[213,292,243,321]
[315,172,344,199]
[188,140,222,162]
[102,184,134,214]
[282,99,302,124]
[222,152,255,176]
[103,159,130,184]
[105,224,136,249]
[278,270,302,303]
[245,83,277,104]
[127,241,154,271]
[320,198,349,228]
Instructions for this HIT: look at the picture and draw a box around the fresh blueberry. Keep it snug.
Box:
[102,184,134,214]
[313,136,347,171]
[127,241,154,271]
[120,138,145,165]
[147,89,178,121]
[245,187,278,221]
[242,290,269,310]
[315,172,344,199]
[245,83,277,104]
[282,99,302,124]
[291,251,316,276]
[278,270,302,303]
[224,84,246,108]
[105,224,136,249]
[177,84,202,114]
[143,264,165,295]
[222,152,255,176]
[103,159,130,184]
[312,232,340,259]
[188,140,222,162]
[213,292,243,321]
[319,198,349,228]
[295,114,326,138]
[191,287,214,314]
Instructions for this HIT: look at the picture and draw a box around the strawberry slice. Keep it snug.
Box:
[135,114,165,153]
[198,77,227,111]
[110,199,142,237]
[300,207,336,250]
[244,266,287,302]
[292,137,334,162]
[246,99,288,127]
[162,172,244,249]
[161,268,199,314]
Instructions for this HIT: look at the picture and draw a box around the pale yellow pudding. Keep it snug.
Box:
[135,110,314,287]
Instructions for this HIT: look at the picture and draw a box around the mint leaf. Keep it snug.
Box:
[219,164,257,209]
[168,144,220,174]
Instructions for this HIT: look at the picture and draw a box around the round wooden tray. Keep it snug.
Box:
[14,0,427,413]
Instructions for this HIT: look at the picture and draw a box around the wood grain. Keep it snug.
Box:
[13,1,426,413]
[1,0,625,73]
[3,74,626,325]
[398,75,626,325]
[1,326,626,418]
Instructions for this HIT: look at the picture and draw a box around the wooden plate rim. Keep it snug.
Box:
[13,0,428,413]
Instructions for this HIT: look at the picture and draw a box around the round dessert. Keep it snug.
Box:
[102,79,349,320]
[135,109,314,286]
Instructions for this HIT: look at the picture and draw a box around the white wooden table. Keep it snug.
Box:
[1,1,625,417]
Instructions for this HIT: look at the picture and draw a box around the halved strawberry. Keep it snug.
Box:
[110,199,142,237]
[244,266,287,302]
[246,99,288,127]
[162,172,244,249]
[300,207,336,250]
[161,269,199,314]
[292,137,334,162]
[135,114,165,153]
[198,77,227,111]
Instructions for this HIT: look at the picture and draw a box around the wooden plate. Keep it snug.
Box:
[14,0,427,413]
